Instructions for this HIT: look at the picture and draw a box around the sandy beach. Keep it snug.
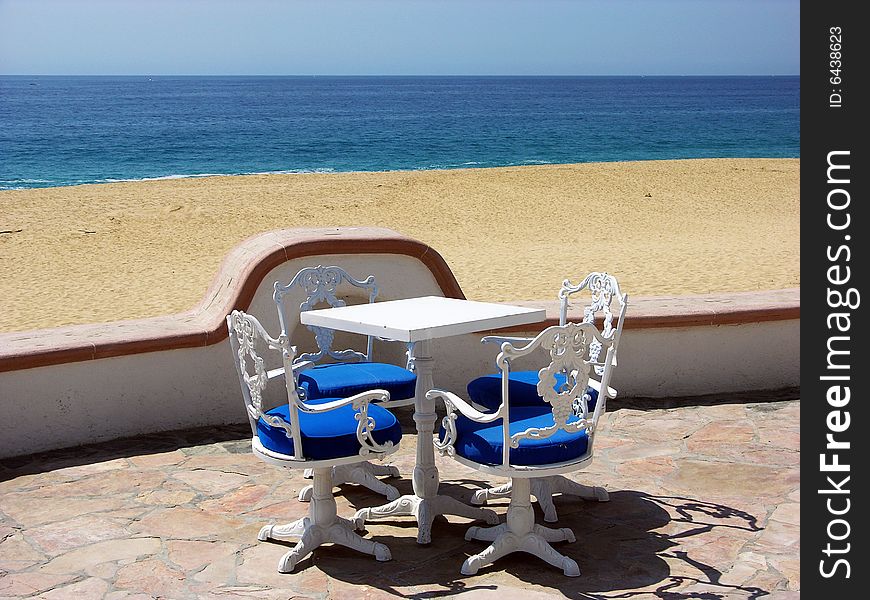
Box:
[0,158,799,333]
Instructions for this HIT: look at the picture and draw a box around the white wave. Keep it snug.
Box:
[243,168,337,175]
[3,162,570,190]
[92,173,228,184]
[0,178,55,184]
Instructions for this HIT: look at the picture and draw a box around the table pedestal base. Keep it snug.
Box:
[354,493,499,544]
[352,338,499,544]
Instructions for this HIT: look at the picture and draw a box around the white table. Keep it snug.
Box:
[301,296,546,543]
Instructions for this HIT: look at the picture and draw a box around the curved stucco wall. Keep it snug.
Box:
[0,227,799,457]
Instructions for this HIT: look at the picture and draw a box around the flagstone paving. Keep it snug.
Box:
[0,389,799,599]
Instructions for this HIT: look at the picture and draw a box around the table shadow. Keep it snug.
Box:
[312,487,768,599]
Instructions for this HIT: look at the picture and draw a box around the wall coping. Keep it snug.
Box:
[495,288,800,332]
[0,227,799,374]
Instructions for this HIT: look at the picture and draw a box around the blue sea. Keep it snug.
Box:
[0,76,799,190]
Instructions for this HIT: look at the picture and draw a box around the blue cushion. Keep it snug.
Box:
[467,370,599,411]
[441,406,589,467]
[299,362,416,401]
[257,400,402,460]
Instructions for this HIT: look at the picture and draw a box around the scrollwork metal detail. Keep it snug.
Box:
[274,265,378,364]
[434,412,458,457]
[559,272,624,375]
[353,407,394,456]
[229,311,295,439]
[572,390,594,418]
[501,322,612,448]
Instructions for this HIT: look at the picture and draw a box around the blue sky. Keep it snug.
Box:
[0,0,799,75]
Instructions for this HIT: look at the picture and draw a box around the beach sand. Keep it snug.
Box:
[0,158,799,333]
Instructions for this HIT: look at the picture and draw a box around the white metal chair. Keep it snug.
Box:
[465,272,627,522]
[273,265,417,502]
[227,310,403,573]
[430,317,622,577]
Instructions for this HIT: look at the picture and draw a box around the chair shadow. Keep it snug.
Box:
[2,422,775,598]
[313,485,769,599]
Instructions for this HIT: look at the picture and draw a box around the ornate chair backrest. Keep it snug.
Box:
[226,310,305,460]
[496,320,620,468]
[273,265,379,365]
[558,272,628,378]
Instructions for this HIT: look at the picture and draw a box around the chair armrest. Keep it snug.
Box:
[266,360,315,381]
[297,389,390,413]
[426,389,502,424]
[588,378,618,399]
[266,366,285,381]
[430,388,502,457]
[297,389,395,456]
[293,360,316,374]
[480,335,534,346]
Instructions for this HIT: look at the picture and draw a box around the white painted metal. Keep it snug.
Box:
[353,337,500,543]
[428,302,625,576]
[257,466,391,573]
[471,273,628,522]
[472,477,608,523]
[462,478,579,576]
[298,463,401,502]
[226,310,398,573]
[273,264,417,410]
[304,297,546,543]
[271,265,412,497]
[274,265,380,365]
[301,296,547,343]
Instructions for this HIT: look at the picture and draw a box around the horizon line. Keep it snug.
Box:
[1,73,800,78]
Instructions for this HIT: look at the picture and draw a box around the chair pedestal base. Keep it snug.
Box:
[259,467,391,573]
[471,475,609,522]
[299,462,401,502]
[462,478,580,577]
[354,493,499,545]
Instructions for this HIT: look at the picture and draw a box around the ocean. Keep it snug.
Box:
[0,75,799,190]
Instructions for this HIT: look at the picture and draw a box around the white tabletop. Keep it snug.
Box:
[300,296,546,342]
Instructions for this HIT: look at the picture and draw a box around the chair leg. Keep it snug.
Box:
[341,463,401,501]
[529,478,558,523]
[461,531,517,576]
[278,527,322,573]
[298,461,400,502]
[464,522,508,542]
[536,476,609,521]
[462,478,580,577]
[546,475,610,503]
[260,466,391,573]
[472,476,608,522]
[471,479,559,522]
[327,522,391,562]
[518,532,580,576]
[336,515,366,531]
[532,523,576,543]
[258,517,308,542]
[368,462,401,478]
[470,481,512,506]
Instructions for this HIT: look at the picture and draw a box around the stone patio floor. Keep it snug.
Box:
[0,389,799,599]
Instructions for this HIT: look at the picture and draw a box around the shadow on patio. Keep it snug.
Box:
[0,390,799,599]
